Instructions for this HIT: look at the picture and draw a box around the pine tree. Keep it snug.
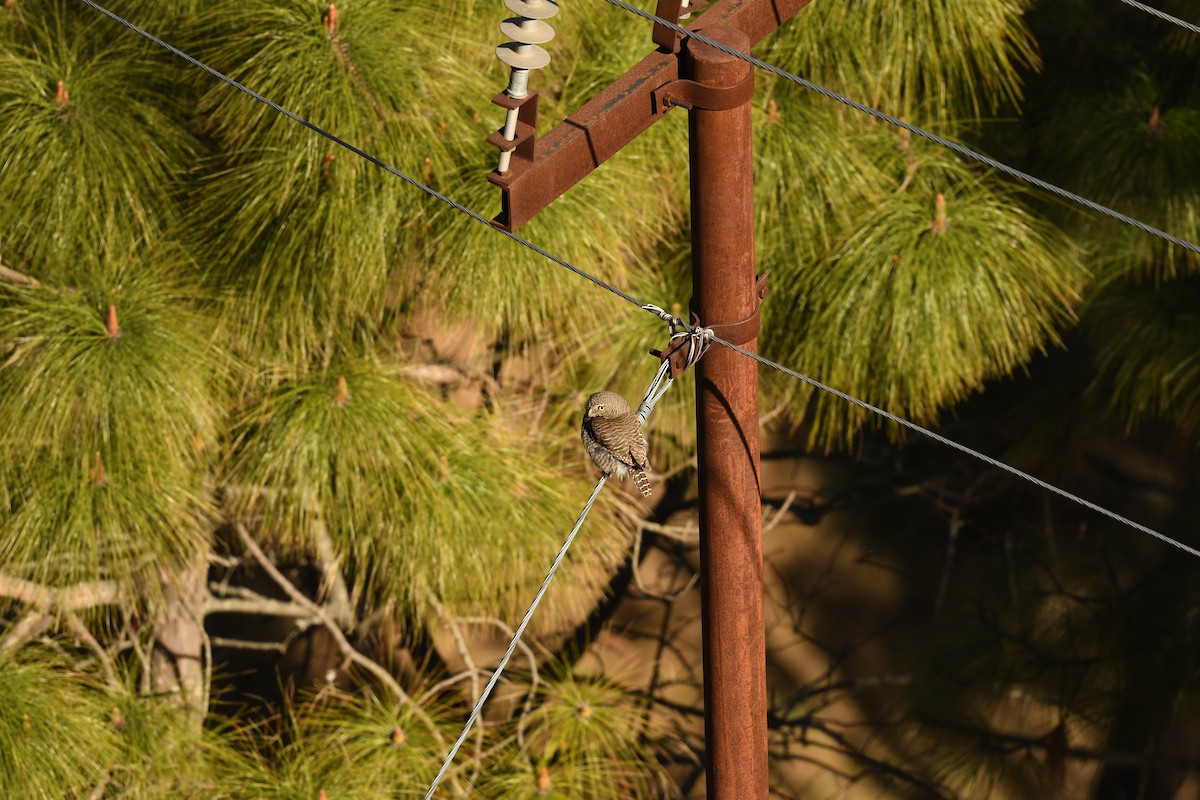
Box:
[2,0,1199,797]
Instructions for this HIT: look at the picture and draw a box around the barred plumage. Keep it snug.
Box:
[581,391,652,497]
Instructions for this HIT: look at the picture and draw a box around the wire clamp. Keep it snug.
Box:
[688,272,769,349]
[644,304,714,379]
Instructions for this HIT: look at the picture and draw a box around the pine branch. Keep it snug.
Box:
[0,609,53,653]
[0,260,39,287]
[203,593,319,620]
[0,574,124,612]
[232,523,447,747]
[65,612,120,691]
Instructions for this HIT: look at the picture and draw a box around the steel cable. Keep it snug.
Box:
[75,0,649,314]
[601,0,1200,259]
[1119,0,1200,37]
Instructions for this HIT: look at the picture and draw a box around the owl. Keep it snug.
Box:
[581,391,652,497]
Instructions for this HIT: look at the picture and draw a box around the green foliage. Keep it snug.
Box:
[184,0,422,365]
[227,356,626,623]
[0,0,194,275]
[1038,73,1200,281]
[754,78,892,266]
[1085,278,1200,434]
[766,145,1086,447]
[762,0,1039,119]
[479,672,666,800]
[0,248,217,589]
[0,649,119,798]
[6,0,1199,797]
[519,671,660,767]
[287,688,456,798]
[102,686,259,799]
[189,144,402,365]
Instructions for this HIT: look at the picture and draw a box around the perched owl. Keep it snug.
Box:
[581,391,652,497]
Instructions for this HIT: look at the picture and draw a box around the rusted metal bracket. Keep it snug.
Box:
[653,273,768,379]
[652,0,709,53]
[488,0,815,231]
[692,271,769,345]
[652,69,754,112]
[485,90,540,181]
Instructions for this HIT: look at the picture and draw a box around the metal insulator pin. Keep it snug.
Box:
[495,0,558,174]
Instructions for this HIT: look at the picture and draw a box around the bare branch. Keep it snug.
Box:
[432,599,484,780]
[455,615,541,726]
[630,526,698,602]
[0,574,124,612]
[204,593,319,620]
[313,518,354,628]
[234,524,405,692]
[763,490,797,534]
[0,260,40,287]
[0,609,53,653]
[65,612,120,691]
[232,523,447,746]
[615,502,699,543]
[208,637,289,653]
[206,552,240,568]
[434,600,482,703]
[87,774,110,800]
[419,669,484,703]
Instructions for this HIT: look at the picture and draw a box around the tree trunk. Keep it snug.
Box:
[151,562,208,726]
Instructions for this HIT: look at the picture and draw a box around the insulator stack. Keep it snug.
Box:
[494,0,557,174]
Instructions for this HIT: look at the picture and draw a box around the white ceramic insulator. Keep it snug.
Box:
[494,0,557,174]
[503,0,559,20]
[507,68,531,98]
[496,42,551,72]
[500,17,555,45]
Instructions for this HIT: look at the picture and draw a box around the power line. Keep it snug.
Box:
[77,2,1200,559]
[423,475,607,799]
[1119,0,1200,36]
[74,0,648,316]
[601,0,1200,260]
[425,354,685,797]
[709,335,1200,560]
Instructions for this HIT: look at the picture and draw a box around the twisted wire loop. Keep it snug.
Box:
[637,304,714,425]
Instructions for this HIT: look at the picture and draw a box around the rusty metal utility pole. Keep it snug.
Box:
[686,28,768,798]
[486,4,813,796]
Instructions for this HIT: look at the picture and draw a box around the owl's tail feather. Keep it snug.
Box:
[632,469,652,497]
